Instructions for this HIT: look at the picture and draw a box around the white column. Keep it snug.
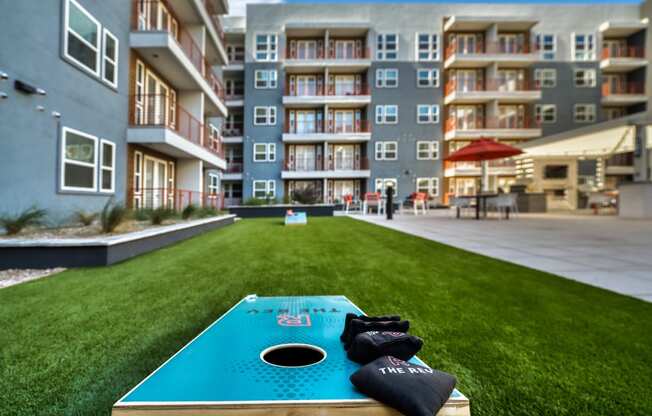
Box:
[177,159,204,206]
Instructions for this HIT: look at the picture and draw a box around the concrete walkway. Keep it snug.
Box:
[351,211,652,302]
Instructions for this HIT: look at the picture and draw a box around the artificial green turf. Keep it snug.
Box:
[1,217,651,415]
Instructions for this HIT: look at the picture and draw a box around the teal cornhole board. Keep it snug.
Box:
[113,295,470,415]
[285,212,307,225]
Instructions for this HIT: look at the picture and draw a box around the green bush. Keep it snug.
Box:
[131,209,151,222]
[0,206,47,235]
[195,206,221,218]
[100,199,127,233]
[148,207,176,225]
[75,210,98,226]
[181,204,197,220]
[242,198,268,206]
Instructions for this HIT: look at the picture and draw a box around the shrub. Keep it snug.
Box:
[75,210,98,226]
[243,198,268,206]
[131,209,151,222]
[195,206,224,218]
[291,188,319,205]
[181,204,197,220]
[148,207,175,225]
[0,206,47,235]
[100,199,127,233]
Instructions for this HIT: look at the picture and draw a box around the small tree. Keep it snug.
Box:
[181,204,197,220]
[0,206,47,235]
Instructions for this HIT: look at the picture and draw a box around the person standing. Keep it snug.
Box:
[385,185,394,220]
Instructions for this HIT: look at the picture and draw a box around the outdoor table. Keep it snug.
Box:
[456,194,499,220]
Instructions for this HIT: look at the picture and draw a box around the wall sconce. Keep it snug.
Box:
[0,92,7,100]
[0,71,8,80]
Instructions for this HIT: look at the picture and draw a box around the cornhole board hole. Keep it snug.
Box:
[285,212,307,225]
[112,295,470,416]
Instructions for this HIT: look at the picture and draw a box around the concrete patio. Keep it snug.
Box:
[351,211,652,302]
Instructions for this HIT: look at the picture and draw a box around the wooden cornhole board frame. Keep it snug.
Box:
[112,295,470,416]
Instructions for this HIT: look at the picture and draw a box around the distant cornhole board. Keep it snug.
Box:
[285,210,307,225]
[112,295,470,415]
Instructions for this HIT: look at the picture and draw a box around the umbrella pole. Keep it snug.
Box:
[481,160,489,193]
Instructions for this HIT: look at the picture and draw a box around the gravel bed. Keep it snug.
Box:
[0,268,66,289]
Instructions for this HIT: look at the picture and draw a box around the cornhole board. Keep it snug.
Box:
[285,212,307,225]
[112,295,470,415]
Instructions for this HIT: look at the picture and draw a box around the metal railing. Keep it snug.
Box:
[285,46,370,60]
[445,78,539,95]
[602,46,645,59]
[445,114,540,132]
[223,126,243,137]
[284,156,369,171]
[226,162,243,173]
[602,81,645,95]
[445,40,534,59]
[285,83,370,96]
[284,119,371,134]
[131,187,225,210]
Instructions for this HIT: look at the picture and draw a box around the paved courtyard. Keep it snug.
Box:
[351,211,652,302]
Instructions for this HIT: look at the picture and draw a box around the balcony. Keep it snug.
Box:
[444,79,541,105]
[222,126,243,143]
[127,94,226,169]
[605,152,635,175]
[131,0,227,117]
[222,161,243,180]
[225,93,244,107]
[444,41,538,69]
[283,48,371,73]
[601,82,647,106]
[600,46,647,73]
[282,84,371,108]
[444,116,541,141]
[281,157,370,179]
[282,120,372,143]
[444,159,517,177]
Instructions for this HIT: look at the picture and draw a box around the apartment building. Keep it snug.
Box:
[0,0,229,220]
[231,2,646,204]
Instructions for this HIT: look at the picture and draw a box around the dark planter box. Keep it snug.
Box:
[0,215,236,269]
[229,204,335,218]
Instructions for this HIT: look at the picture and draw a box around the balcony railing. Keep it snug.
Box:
[130,94,224,157]
[226,162,243,173]
[223,126,243,137]
[284,119,371,134]
[285,83,370,96]
[445,115,540,132]
[601,46,645,59]
[284,156,369,171]
[131,187,225,210]
[445,79,539,95]
[132,0,224,100]
[602,81,645,95]
[200,0,226,42]
[445,40,533,60]
[284,47,370,60]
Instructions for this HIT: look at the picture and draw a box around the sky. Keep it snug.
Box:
[228,0,642,16]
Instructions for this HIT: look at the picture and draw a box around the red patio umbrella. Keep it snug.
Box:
[445,138,523,162]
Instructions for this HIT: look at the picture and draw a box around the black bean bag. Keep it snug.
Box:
[340,313,401,343]
[347,331,423,364]
[344,319,410,350]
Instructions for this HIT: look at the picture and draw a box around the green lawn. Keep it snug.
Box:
[1,217,651,415]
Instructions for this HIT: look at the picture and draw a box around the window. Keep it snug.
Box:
[227,44,244,62]
[376,68,399,88]
[574,69,596,87]
[544,165,568,179]
[416,33,439,61]
[375,178,397,194]
[255,33,277,61]
[377,33,398,60]
[574,104,596,123]
[253,180,275,198]
[255,70,277,89]
[416,178,439,197]
[416,68,439,88]
[416,141,439,160]
[375,105,398,124]
[253,143,276,162]
[254,106,276,125]
[208,173,219,195]
[417,105,439,124]
[60,127,98,192]
[534,68,557,88]
[535,105,557,124]
[64,0,101,76]
[535,34,556,60]
[99,139,115,192]
[375,141,398,160]
[572,33,596,61]
[101,29,119,87]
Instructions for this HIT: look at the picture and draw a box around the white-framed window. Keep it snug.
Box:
[574,69,597,87]
[99,139,115,193]
[377,33,399,60]
[534,68,557,88]
[253,180,275,198]
[254,70,277,89]
[416,177,439,197]
[416,33,439,61]
[133,150,143,194]
[375,105,398,124]
[226,44,245,62]
[64,0,101,76]
[253,143,276,162]
[416,141,439,160]
[535,33,556,60]
[101,29,118,87]
[416,68,439,88]
[572,33,596,61]
[375,178,398,194]
[376,68,399,88]
[255,33,278,61]
[254,106,276,125]
[208,173,219,195]
[60,126,98,192]
[375,141,398,161]
[417,105,439,124]
[535,104,557,124]
[574,104,596,123]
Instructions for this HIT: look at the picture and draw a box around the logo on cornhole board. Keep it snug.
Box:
[277,313,312,326]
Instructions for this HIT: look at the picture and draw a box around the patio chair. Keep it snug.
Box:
[362,192,383,216]
[400,192,427,215]
[449,196,473,218]
[587,192,612,215]
[343,194,361,214]
[487,193,518,219]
